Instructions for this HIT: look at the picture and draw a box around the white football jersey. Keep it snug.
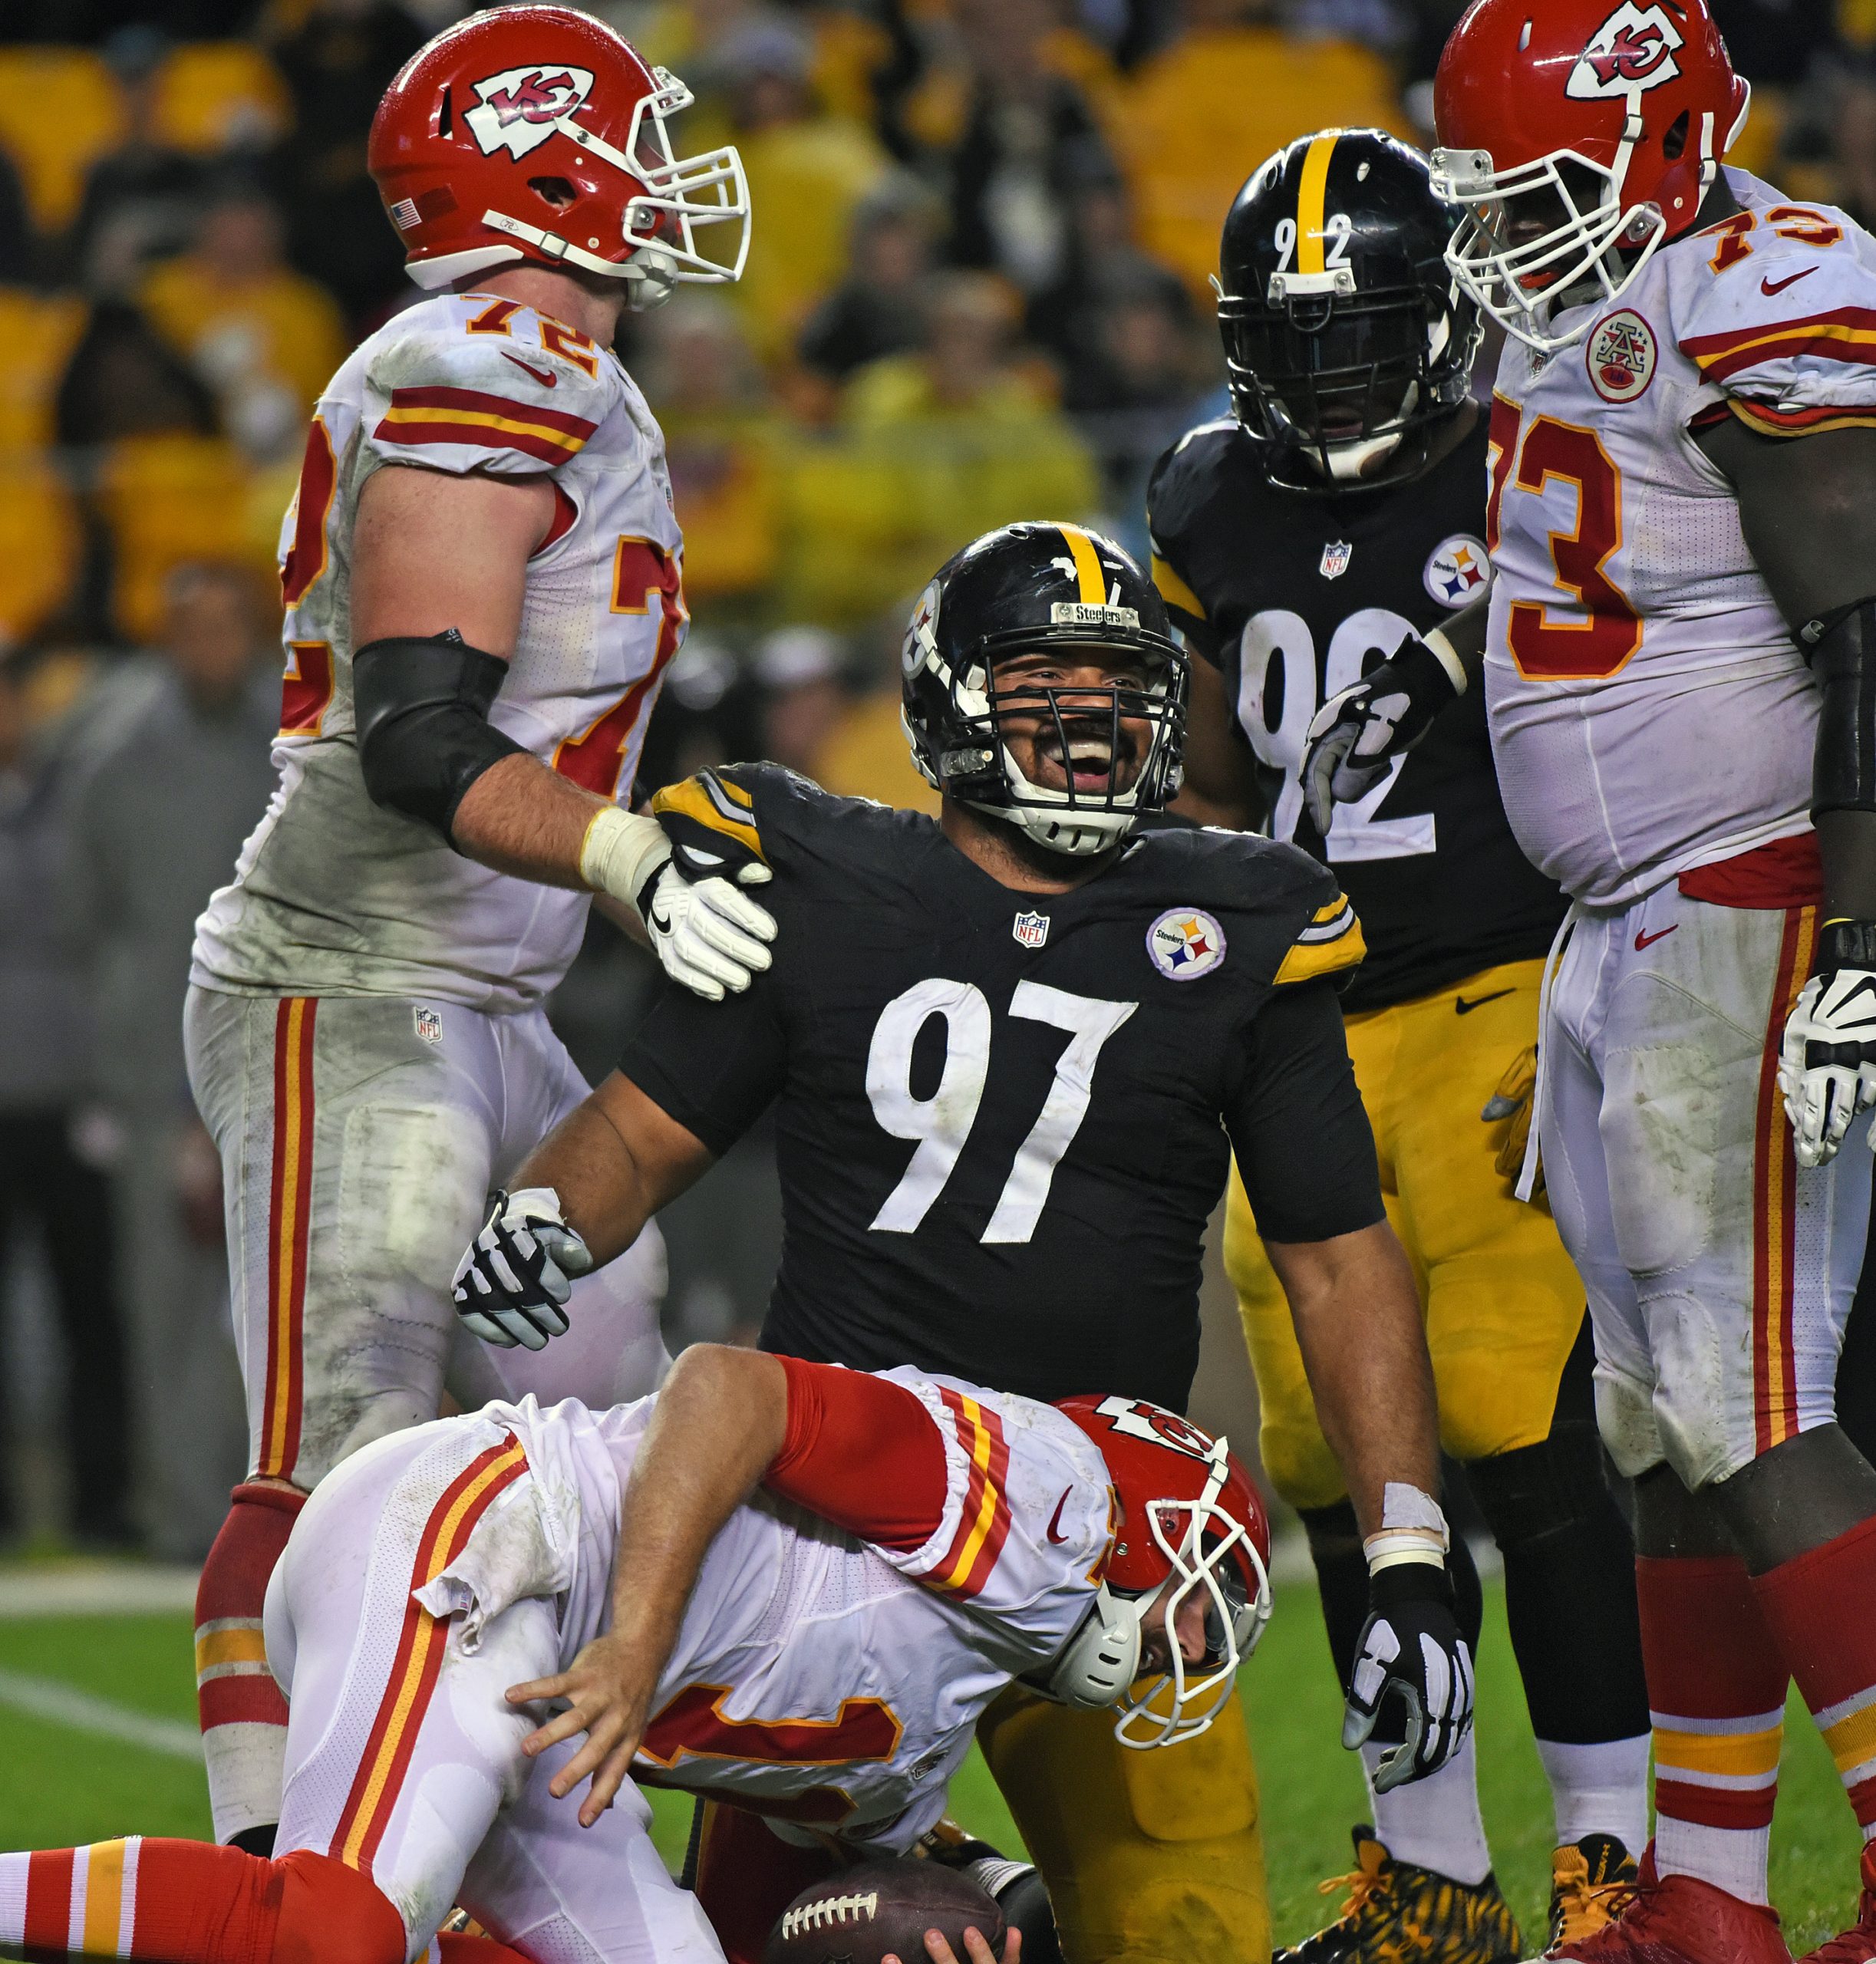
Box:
[1483,170,1876,908]
[193,291,687,1012]
[488,1372,1113,1851]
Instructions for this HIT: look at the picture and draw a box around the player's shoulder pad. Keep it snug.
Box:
[1134,825,1367,988]
[1676,186,1876,435]
[651,761,916,881]
[1146,417,1241,628]
[362,292,615,476]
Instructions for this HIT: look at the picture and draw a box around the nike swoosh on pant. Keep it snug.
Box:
[1455,989,1514,1015]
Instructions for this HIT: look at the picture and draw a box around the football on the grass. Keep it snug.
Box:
[762,1859,1004,1964]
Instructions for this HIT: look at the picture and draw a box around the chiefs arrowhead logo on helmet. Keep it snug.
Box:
[1566,3,1684,98]
[463,64,595,159]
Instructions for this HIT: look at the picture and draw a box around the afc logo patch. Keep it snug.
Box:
[1566,3,1684,99]
[414,1005,443,1044]
[464,65,595,159]
[1424,534,1489,608]
[1318,540,1353,581]
[1148,907,1226,981]
[1587,309,1659,402]
[1012,910,1050,950]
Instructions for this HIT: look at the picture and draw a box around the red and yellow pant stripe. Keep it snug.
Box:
[1752,905,1817,1455]
[329,1437,531,1876]
[259,997,317,1482]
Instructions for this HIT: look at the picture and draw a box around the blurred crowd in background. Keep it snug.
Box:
[0,0,1862,1559]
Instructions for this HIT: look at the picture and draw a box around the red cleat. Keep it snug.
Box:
[1797,1840,1876,1963]
[1544,1847,1791,1963]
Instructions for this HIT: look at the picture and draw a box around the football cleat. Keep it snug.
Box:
[1542,1847,1791,1964]
[1275,1825,1522,1964]
[1548,1836,1639,1953]
[1796,1837,1876,1962]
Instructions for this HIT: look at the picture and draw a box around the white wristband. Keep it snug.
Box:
[1363,1531,1449,1575]
[1423,627,1469,698]
[579,806,671,915]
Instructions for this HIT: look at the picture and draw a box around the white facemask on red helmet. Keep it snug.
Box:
[1044,1396,1272,1748]
[1429,0,1749,351]
[368,5,750,310]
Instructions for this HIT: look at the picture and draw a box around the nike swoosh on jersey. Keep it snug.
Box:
[502,352,560,387]
[1047,1489,1073,1544]
[1634,924,1679,950]
[1455,989,1514,1014]
[1760,268,1816,297]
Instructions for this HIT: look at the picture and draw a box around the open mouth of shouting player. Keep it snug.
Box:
[989,651,1155,806]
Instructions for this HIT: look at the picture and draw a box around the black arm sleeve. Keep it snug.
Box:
[1222,978,1384,1245]
[617,971,790,1158]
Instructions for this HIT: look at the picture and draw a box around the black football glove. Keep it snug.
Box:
[1342,1559,1475,1793]
[1299,633,1462,837]
[451,1187,593,1351]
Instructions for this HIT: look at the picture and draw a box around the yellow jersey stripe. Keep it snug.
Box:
[941,1398,1002,1591]
[1296,132,1341,276]
[1058,525,1107,605]
[1150,552,1205,621]
[1274,913,1367,986]
[651,776,767,864]
[376,406,585,451]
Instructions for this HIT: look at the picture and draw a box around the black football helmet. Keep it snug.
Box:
[902,522,1187,857]
[1217,128,1480,487]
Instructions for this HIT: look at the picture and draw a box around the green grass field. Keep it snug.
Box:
[0,1577,1862,1955]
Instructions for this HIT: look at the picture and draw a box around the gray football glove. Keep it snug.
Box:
[452,1187,593,1351]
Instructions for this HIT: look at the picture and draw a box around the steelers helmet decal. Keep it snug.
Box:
[902,522,1189,858]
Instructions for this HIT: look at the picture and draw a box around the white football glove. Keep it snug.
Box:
[1343,1560,1475,1793]
[579,805,776,1002]
[1780,935,1876,1168]
[452,1187,593,1351]
[1300,633,1465,838]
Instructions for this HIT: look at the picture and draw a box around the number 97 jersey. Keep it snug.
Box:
[1483,170,1876,910]
[192,290,687,1014]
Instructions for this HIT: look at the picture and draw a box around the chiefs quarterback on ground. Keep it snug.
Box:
[182,5,770,1862]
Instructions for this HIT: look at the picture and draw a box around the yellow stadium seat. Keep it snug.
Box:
[150,41,293,154]
[0,289,84,450]
[140,254,348,422]
[0,452,79,645]
[97,433,265,642]
[0,47,125,235]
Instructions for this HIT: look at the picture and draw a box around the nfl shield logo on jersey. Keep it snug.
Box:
[1148,908,1226,981]
[1012,910,1050,950]
[1587,310,1659,403]
[1318,541,1353,581]
[1425,535,1490,608]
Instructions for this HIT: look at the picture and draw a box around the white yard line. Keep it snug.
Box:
[0,1566,199,1620]
[0,1668,200,1761]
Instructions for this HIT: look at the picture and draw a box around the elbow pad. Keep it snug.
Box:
[1805,598,1876,818]
[351,634,526,841]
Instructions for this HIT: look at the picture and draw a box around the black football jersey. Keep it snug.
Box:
[619,763,1384,1412]
[1146,411,1566,1013]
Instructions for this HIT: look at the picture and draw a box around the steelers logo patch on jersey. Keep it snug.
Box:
[1424,535,1490,608]
[1148,908,1227,981]
[1587,309,1659,404]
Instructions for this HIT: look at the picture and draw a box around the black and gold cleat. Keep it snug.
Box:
[1545,1834,1639,1955]
[1275,1826,1523,1964]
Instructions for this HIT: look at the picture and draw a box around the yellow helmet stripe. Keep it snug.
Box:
[1296,131,1342,277]
[1057,524,1107,605]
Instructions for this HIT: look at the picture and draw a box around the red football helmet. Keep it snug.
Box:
[368,6,749,308]
[1046,1396,1271,1748]
[1429,0,1749,350]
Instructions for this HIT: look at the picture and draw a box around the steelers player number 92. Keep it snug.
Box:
[1238,606,1436,858]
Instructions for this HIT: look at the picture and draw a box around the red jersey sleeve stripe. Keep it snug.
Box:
[922,1389,1013,1599]
[384,384,598,440]
[1729,398,1876,435]
[1680,308,1876,381]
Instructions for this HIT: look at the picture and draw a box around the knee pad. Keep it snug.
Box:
[274,1850,407,1964]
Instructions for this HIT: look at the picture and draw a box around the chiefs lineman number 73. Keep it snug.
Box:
[1302,0,1876,1958]
[182,7,767,1859]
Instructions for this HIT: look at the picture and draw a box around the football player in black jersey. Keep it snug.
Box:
[1146,132,1651,1963]
[451,523,1474,1964]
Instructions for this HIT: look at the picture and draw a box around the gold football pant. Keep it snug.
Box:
[977,1683,1269,1964]
[1231,957,1585,1509]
